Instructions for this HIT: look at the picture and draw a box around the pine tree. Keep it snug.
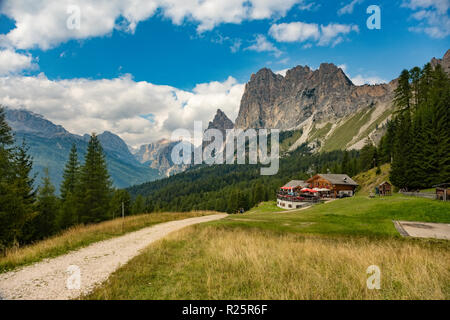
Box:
[0,108,36,248]
[110,189,131,218]
[394,69,412,112]
[32,169,59,240]
[132,195,146,215]
[59,144,80,228]
[341,151,350,175]
[61,144,79,201]
[77,134,113,224]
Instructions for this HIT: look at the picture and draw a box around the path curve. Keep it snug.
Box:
[0,214,227,300]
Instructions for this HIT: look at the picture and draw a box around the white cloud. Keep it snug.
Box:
[350,74,388,86]
[269,22,320,42]
[318,23,359,46]
[0,74,244,147]
[269,21,359,47]
[337,0,364,15]
[402,0,450,38]
[338,64,387,85]
[0,49,36,75]
[0,0,303,50]
[245,34,282,57]
[338,64,348,72]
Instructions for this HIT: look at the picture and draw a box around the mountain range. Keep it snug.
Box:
[5,108,160,191]
[3,49,449,190]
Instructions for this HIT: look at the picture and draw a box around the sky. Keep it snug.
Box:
[0,0,448,147]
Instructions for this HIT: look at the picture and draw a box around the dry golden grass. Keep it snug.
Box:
[0,211,218,273]
[87,225,450,300]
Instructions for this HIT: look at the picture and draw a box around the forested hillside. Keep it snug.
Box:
[127,145,374,213]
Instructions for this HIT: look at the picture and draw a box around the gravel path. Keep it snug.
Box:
[0,214,227,300]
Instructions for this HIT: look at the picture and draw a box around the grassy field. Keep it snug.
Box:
[219,194,450,238]
[0,211,218,273]
[85,195,450,300]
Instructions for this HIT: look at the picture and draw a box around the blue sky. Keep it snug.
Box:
[0,0,448,146]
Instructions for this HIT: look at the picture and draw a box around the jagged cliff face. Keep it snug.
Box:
[431,49,450,75]
[235,63,394,130]
[134,139,192,177]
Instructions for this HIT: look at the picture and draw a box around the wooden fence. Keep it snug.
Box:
[399,191,436,200]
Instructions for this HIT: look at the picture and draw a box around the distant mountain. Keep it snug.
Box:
[5,108,160,191]
[133,139,193,177]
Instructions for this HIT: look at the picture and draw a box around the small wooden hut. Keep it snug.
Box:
[378,181,392,196]
[434,183,450,201]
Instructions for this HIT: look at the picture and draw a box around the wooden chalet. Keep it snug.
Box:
[307,174,358,198]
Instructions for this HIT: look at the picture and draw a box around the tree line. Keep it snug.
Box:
[0,107,143,252]
[377,63,449,190]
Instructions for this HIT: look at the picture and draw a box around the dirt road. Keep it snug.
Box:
[0,214,227,300]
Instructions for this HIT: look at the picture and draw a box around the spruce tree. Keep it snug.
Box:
[0,108,35,248]
[78,134,113,223]
[59,144,80,228]
[61,144,79,201]
[132,195,146,215]
[110,189,131,218]
[32,169,59,240]
[394,69,412,112]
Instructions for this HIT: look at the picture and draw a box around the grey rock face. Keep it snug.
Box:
[207,109,234,134]
[134,139,193,177]
[235,63,394,130]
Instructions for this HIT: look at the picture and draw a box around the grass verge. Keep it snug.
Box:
[0,211,218,273]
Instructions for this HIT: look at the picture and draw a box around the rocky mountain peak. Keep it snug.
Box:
[5,108,70,138]
[235,62,392,129]
[431,49,450,75]
[207,109,234,131]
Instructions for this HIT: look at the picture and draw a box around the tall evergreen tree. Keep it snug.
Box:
[60,144,79,201]
[59,144,80,228]
[110,189,131,218]
[0,107,35,249]
[132,195,146,215]
[31,169,59,240]
[394,69,412,112]
[77,134,113,224]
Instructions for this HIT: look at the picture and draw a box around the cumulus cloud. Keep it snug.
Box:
[318,23,359,46]
[0,0,303,50]
[0,74,244,147]
[0,49,36,75]
[269,22,320,42]
[402,0,450,38]
[337,0,365,15]
[269,21,358,47]
[245,34,282,57]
